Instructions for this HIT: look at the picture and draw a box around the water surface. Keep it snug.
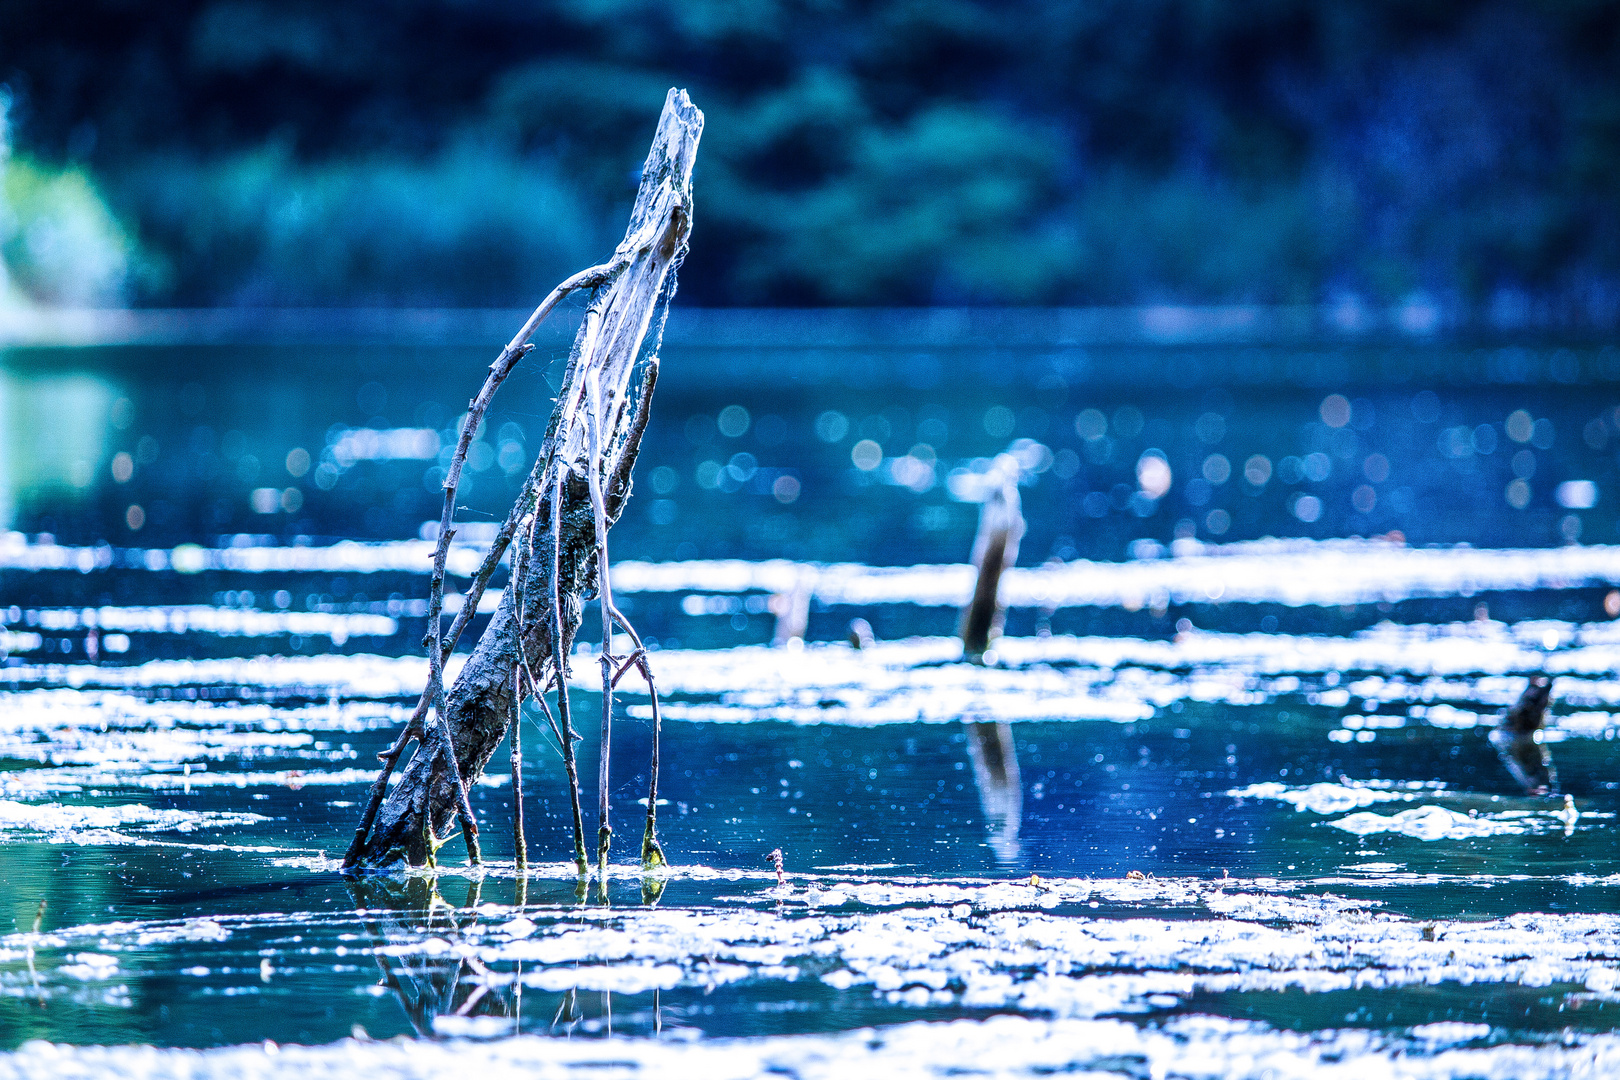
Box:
[3,318,1619,1077]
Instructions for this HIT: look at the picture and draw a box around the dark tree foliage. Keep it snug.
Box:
[3,0,1618,309]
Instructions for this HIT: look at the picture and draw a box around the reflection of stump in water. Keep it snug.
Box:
[965,721,1022,864]
[349,877,516,1037]
[1490,674,1558,795]
[346,875,664,1038]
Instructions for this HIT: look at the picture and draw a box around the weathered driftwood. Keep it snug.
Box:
[961,456,1025,661]
[1490,674,1557,795]
[347,89,703,869]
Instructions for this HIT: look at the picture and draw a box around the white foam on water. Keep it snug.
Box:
[8,622,1620,735]
[1229,781,1437,815]
[6,628,1617,741]
[606,622,1620,727]
[0,654,457,695]
[341,883,1620,1018]
[0,768,398,800]
[427,1014,514,1038]
[17,606,397,642]
[516,962,691,994]
[0,691,399,796]
[608,538,1620,610]
[10,534,1620,610]
[0,534,483,577]
[0,800,265,836]
[1328,805,1567,841]
[1409,1022,1494,1045]
[12,872,1620,1049]
[16,916,234,952]
[2,1012,1615,1079]
[5,537,1619,1071]
[0,690,404,735]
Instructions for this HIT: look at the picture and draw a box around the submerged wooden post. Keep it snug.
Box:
[847,618,876,649]
[1490,674,1557,795]
[347,89,703,868]
[961,455,1024,662]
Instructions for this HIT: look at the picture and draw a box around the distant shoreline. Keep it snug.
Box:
[1,302,1613,349]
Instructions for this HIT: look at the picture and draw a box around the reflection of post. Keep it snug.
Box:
[964,720,1022,864]
[961,456,1024,662]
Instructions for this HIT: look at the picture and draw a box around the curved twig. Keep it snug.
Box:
[599,602,664,869]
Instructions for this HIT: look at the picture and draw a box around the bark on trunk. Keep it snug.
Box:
[352,89,703,868]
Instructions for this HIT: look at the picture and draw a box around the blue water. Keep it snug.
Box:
[2,315,1619,1074]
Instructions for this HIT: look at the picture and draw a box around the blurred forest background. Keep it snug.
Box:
[1,0,1617,319]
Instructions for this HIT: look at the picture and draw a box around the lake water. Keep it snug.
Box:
[4,311,1620,1077]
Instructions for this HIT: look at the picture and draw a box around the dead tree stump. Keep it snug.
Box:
[348,89,703,869]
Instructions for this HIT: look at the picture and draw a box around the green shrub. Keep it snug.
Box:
[2,155,134,307]
[116,141,606,306]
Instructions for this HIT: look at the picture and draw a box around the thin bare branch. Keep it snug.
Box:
[510,669,526,873]
[550,466,589,875]
[585,373,617,881]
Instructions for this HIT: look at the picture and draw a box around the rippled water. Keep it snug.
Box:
[3,320,1620,1076]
